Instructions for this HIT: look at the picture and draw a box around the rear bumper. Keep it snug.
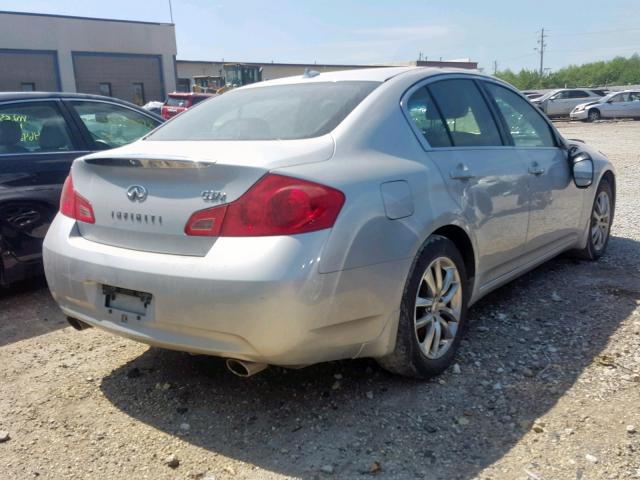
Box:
[43,215,409,365]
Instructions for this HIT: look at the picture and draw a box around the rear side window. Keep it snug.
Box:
[70,101,159,149]
[148,81,380,141]
[569,90,589,98]
[406,87,451,147]
[484,82,556,148]
[0,101,74,154]
[428,79,503,147]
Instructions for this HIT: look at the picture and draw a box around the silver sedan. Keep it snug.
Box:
[570,90,640,121]
[43,67,616,378]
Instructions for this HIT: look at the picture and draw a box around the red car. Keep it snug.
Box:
[161,92,215,120]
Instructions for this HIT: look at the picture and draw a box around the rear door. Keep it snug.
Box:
[0,99,89,273]
[406,78,531,287]
[482,81,583,260]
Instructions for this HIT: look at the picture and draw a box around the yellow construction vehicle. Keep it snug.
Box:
[192,64,263,94]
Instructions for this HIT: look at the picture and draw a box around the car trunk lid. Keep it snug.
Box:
[71,137,334,256]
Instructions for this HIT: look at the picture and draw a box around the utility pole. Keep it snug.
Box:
[168,0,174,23]
[535,28,547,77]
[493,60,498,75]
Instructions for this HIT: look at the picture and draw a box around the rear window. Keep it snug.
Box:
[165,96,189,107]
[148,81,380,141]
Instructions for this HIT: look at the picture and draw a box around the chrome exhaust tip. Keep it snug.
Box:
[66,316,92,331]
[226,359,268,377]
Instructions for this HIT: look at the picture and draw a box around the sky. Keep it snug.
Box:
[3,0,640,72]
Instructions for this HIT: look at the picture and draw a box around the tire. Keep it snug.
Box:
[377,235,469,379]
[573,178,614,260]
[587,109,601,122]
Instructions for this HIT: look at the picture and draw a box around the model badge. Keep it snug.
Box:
[127,185,148,203]
[201,190,227,203]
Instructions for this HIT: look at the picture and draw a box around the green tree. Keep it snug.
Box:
[495,54,640,89]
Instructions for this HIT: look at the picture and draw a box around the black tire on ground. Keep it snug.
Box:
[587,109,601,122]
[572,178,614,261]
[377,235,469,379]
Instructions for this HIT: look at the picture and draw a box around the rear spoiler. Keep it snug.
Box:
[83,158,214,169]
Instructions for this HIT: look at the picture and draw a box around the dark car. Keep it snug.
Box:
[0,92,162,286]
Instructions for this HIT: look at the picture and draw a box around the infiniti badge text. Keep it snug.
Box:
[111,211,162,224]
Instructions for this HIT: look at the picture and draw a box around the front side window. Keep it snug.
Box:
[427,79,503,147]
[0,102,74,154]
[485,82,556,148]
[70,101,159,149]
[148,81,380,141]
[629,92,640,101]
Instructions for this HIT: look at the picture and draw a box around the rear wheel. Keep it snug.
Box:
[587,109,601,122]
[377,235,469,379]
[574,179,614,260]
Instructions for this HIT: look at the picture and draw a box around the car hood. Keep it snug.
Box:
[575,100,600,110]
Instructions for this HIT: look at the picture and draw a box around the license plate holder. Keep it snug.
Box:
[103,285,152,323]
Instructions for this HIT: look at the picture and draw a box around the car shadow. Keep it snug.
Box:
[0,275,67,348]
[99,235,639,479]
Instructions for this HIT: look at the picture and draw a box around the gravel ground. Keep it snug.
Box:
[1,121,639,480]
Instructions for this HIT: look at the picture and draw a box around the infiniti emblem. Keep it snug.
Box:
[127,185,148,203]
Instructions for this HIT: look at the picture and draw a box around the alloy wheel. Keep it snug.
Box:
[591,190,611,251]
[414,257,462,359]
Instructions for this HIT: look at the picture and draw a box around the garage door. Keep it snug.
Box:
[73,53,164,105]
[0,49,60,92]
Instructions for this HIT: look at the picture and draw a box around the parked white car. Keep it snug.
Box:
[531,88,604,117]
[570,90,640,121]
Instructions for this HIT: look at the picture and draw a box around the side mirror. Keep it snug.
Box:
[570,150,594,188]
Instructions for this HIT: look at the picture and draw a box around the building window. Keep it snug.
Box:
[21,82,35,92]
[132,83,145,105]
[99,83,112,97]
[177,78,191,93]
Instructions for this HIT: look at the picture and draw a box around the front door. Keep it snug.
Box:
[482,81,584,261]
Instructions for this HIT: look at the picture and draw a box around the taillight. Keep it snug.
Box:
[185,174,345,237]
[59,174,95,224]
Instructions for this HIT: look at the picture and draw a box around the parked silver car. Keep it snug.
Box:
[570,90,640,121]
[531,88,604,117]
[43,67,616,379]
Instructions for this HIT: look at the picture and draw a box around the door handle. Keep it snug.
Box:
[528,163,545,176]
[450,163,475,180]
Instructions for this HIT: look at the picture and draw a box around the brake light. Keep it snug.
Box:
[60,174,95,224]
[185,174,345,236]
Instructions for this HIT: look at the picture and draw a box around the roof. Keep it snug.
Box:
[0,10,173,27]
[0,91,163,119]
[244,66,481,88]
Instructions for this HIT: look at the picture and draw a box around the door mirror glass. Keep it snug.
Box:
[571,150,594,188]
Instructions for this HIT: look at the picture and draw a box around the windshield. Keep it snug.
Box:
[165,96,188,107]
[537,89,560,101]
[148,81,380,141]
[598,92,619,103]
